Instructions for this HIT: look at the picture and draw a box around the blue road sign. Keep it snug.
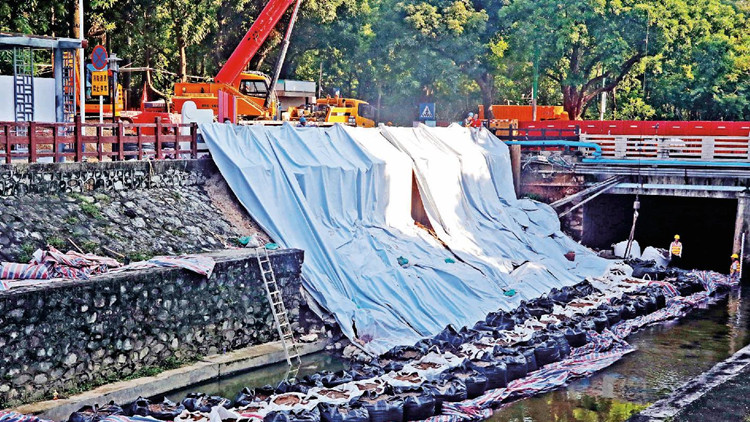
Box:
[91,45,108,70]
[418,103,435,121]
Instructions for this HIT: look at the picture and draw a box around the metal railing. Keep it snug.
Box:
[0,117,205,163]
[580,133,750,162]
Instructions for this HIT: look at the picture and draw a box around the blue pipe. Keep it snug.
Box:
[503,140,602,158]
[582,158,750,167]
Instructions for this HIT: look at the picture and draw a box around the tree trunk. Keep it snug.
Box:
[178,37,187,82]
[562,85,584,120]
[475,73,495,115]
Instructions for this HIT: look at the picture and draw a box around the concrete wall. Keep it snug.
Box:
[0,249,305,408]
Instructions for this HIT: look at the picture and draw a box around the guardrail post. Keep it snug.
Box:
[155,117,162,160]
[117,121,125,161]
[28,121,37,163]
[3,124,8,163]
[614,136,627,158]
[191,123,198,159]
[137,126,143,160]
[702,137,715,161]
[75,116,83,162]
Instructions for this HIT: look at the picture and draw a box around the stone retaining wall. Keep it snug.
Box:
[0,159,267,262]
[0,249,305,408]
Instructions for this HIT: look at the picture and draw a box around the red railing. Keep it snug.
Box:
[0,117,204,164]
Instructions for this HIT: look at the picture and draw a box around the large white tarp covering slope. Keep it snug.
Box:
[200,123,609,354]
[381,125,609,301]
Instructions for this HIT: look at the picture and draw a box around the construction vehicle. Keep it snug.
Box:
[170,0,302,122]
[171,0,375,126]
[287,96,376,127]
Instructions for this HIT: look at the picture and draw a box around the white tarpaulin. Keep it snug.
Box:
[200,123,609,354]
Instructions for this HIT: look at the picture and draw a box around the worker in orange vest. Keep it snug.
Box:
[730,253,741,282]
[669,235,683,268]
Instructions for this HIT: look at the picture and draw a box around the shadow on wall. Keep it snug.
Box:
[582,194,737,272]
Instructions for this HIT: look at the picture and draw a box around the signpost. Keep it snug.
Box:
[418,102,436,126]
[91,45,108,123]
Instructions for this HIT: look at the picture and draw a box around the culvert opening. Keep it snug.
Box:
[583,194,737,272]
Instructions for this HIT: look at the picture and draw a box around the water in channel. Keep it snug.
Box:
[160,285,750,422]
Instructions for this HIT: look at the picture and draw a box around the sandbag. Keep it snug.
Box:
[533,340,561,367]
[643,295,657,314]
[236,385,276,406]
[321,371,354,388]
[563,327,588,348]
[402,394,436,421]
[147,398,185,420]
[633,299,648,316]
[350,364,385,381]
[468,360,507,389]
[573,281,596,297]
[592,312,610,332]
[69,402,124,422]
[360,397,404,422]
[277,380,311,394]
[443,365,488,399]
[264,408,321,422]
[181,394,231,413]
[485,311,515,330]
[520,347,538,372]
[621,304,637,320]
[605,309,622,326]
[496,353,528,382]
[548,332,571,358]
[127,398,150,417]
[650,289,666,309]
[318,403,369,422]
[422,379,467,413]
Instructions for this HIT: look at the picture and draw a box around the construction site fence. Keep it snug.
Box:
[0,118,206,164]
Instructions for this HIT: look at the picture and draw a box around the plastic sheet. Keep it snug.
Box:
[201,123,610,353]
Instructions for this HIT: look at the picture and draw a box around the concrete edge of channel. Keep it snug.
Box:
[12,340,328,422]
[628,341,750,421]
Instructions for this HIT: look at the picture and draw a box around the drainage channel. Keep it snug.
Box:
[155,285,749,422]
[490,284,750,421]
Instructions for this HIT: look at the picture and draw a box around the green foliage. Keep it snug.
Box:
[46,236,67,250]
[0,0,747,122]
[18,242,37,263]
[80,203,103,220]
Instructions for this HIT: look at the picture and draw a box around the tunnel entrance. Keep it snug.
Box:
[583,194,738,272]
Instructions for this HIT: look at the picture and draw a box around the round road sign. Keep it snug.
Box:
[91,45,108,70]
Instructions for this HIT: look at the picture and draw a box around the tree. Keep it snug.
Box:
[166,0,218,82]
[499,0,665,119]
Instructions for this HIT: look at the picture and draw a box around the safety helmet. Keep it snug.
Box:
[732,253,739,259]
[299,116,307,123]
[674,234,680,240]
[468,112,474,117]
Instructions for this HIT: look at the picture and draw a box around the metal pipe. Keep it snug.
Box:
[78,0,85,123]
[503,140,603,157]
[582,158,750,167]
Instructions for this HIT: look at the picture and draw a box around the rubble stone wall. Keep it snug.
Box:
[0,159,262,262]
[0,249,305,407]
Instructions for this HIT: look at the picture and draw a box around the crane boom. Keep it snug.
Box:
[214,0,297,84]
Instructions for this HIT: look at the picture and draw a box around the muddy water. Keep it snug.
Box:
[163,353,346,403]
[160,286,750,422]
